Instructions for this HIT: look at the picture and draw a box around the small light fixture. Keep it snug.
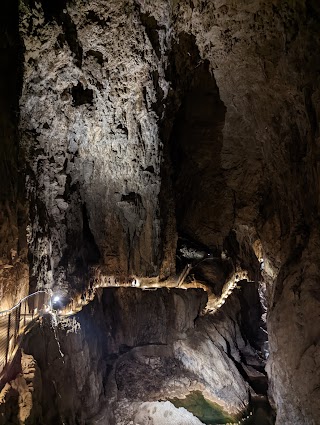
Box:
[53,296,60,302]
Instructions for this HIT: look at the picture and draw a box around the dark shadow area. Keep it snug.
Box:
[71,82,94,107]
[170,58,226,243]
[139,12,163,58]
[158,33,232,290]
[81,203,101,265]
[239,281,267,353]
[157,32,232,285]
[0,0,23,201]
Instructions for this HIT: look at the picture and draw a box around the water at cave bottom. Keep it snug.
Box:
[169,391,275,425]
[169,391,237,424]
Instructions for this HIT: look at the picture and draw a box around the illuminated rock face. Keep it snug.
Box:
[2,288,253,424]
[19,0,171,292]
[0,0,320,424]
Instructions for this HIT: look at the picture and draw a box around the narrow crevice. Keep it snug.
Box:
[81,203,101,265]
[139,11,163,59]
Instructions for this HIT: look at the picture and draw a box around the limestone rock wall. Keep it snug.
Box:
[13,0,320,424]
[0,352,42,425]
[0,1,27,309]
[267,231,320,424]
[0,288,255,424]
[169,2,320,423]
[19,0,172,292]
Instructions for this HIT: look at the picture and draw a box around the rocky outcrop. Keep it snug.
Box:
[133,401,204,425]
[19,0,173,293]
[267,231,320,424]
[0,352,42,425]
[0,287,261,424]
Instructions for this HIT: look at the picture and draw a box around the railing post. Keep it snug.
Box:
[5,313,11,365]
[15,304,21,344]
[0,291,51,377]
[23,300,27,327]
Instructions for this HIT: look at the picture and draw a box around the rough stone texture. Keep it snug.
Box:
[266,231,320,424]
[0,1,28,309]
[0,351,42,425]
[112,400,205,425]
[0,0,317,424]
[19,0,172,293]
[0,288,257,424]
[141,2,320,423]
[133,401,204,425]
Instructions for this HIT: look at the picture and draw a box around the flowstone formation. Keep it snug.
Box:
[0,0,320,424]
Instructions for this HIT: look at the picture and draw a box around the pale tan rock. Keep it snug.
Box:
[134,401,204,425]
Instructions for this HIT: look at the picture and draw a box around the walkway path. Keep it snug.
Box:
[0,268,249,381]
[0,291,49,380]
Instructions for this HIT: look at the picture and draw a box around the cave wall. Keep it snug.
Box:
[12,0,320,424]
[0,288,258,425]
[0,1,27,309]
[169,2,320,423]
[19,0,173,292]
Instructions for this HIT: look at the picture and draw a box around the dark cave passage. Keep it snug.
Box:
[170,66,231,293]
[170,60,227,247]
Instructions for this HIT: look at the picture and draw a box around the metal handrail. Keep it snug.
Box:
[0,290,50,380]
[0,290,49,316]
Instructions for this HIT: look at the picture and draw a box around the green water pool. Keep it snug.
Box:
[169,391,237,424]
[169,391,276,425]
